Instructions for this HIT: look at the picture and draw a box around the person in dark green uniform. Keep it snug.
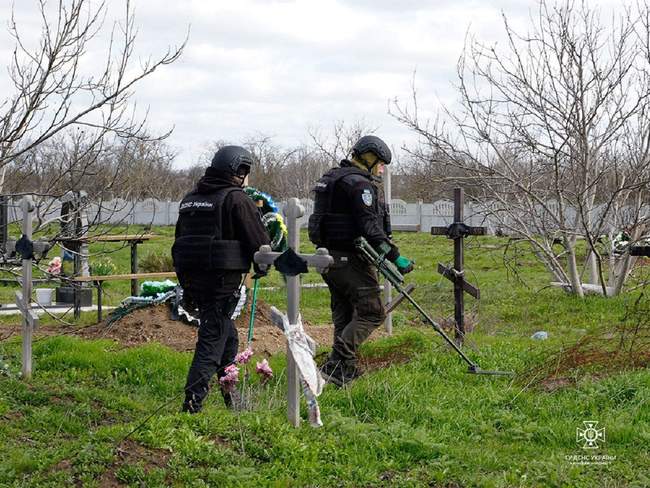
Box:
[308,135,414,386]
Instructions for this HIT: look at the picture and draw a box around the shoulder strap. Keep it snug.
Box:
[327,167,370,212]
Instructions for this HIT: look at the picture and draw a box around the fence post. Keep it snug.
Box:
[384,167,393,335]
[0,195,8,252]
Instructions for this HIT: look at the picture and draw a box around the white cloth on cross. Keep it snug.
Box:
[272,307,325,426]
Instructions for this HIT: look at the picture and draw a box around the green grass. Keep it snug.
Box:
[0,229,649,486]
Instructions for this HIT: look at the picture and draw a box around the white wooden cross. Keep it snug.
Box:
[254,198,333,427]
[16,197,39,379]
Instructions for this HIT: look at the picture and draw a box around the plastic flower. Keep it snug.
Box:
[244,186,279,214]
[235,347,254,365]
[219,364,240,392]
[47,257,62,275]
[255,359,274,384]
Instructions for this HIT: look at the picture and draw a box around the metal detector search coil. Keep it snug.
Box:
[354,237,514,377]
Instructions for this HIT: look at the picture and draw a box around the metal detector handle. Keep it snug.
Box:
[354,237,404,284]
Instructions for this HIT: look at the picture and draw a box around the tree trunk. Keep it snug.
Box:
[564,236,584,297]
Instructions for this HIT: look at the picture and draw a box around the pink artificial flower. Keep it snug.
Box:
[235,347,254,365]
[255,359,274,384]
[219,364,240,392]
[47,257,62,275]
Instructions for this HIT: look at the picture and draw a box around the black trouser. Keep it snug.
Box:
[178,271,242,409]
[322,251,385,367]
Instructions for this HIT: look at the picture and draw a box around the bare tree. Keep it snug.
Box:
[0,0,186,294]
[393,0,650,296]
[247,136,334,199]
[0,0,185,191]
[307,119,378,165]
[199,136,331,199]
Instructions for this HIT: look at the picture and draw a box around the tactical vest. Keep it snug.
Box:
[308,166,378,247]
[172,188,250,272]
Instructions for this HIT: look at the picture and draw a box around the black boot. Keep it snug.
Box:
[320,360,343,386]
[181,394,202,414]
[321,360,362,387]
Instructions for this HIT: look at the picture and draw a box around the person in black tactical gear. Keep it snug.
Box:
[308,135,414,387]
[173,145,270,413]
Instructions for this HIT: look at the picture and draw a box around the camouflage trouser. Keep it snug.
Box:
[322,251,385,367]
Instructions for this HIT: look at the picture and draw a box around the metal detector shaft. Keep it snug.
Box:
[392,277,479,369]
[354,237,514,376]
[248,278,259,345]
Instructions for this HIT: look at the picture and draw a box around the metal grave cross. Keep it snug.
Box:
[431,188,485,345]
[254,197,333,427]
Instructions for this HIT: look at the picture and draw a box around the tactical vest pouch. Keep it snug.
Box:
[308,213,324,246]
[172,236,250,272]
[308,213,358,246]
[323,214,357,240]
[210,240,250,271]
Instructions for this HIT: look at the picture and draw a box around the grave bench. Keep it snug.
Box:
[71,271,177,321]
[57,234,159,297]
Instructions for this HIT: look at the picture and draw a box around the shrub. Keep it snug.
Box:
[140,251,174,273]
[90,257,116,276]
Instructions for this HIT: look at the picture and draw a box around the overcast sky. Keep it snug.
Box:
[1,0,622,168]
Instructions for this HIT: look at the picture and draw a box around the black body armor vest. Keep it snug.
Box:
[172,188,250,272]
[308,166,389,248]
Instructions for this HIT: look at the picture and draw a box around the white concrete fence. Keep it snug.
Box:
[4,197,495,232]
[4,196,645,235]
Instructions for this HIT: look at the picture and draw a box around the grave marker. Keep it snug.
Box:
[431,188,485,345]
[254,198,333,427]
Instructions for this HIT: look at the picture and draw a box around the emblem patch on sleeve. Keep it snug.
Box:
[361,189,373,206]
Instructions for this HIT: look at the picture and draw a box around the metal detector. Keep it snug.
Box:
[355,237,514,377]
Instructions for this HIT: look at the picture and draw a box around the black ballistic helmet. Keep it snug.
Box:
[211,145,254,177]
[351,135,392,165]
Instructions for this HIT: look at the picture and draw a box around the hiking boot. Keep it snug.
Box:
[181,397,202,414]
[320,361,362,387]
[320,360,342,385]
[341,363,363,385]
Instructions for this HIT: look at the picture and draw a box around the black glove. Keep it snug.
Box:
[252,263,268,280]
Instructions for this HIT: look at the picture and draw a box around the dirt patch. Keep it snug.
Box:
[98,439,171,488]
[314,339,415,375]
[0,410,23,422]
[359,349,412,373]
[359,343,415,373]
[78,301,387,356]
[80,305,198,352]
[538,377,576,392]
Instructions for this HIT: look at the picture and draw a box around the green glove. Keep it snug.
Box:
[394,255,414,274]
